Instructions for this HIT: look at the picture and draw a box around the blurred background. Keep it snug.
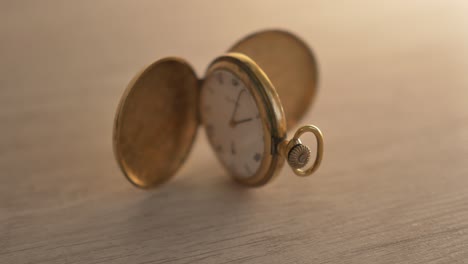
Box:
[1,1,468,263]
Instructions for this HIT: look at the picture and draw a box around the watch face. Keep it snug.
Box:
[201,69,264,178]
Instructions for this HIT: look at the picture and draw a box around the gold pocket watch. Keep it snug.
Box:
[113,29,324,188]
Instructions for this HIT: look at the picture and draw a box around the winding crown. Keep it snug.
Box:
[287,144,311,169]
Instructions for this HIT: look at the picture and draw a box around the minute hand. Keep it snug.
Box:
[229,89,246,127]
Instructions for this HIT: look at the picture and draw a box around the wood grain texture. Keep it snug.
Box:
[1,1,468,263]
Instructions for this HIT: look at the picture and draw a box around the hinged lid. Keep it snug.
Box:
[229,29,319,129]
[113,57,199,188]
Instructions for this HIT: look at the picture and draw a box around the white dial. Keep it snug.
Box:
[201,69,264,178]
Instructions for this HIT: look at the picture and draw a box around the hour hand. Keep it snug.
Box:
[230,117,253,127]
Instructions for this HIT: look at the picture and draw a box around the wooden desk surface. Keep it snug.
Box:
[1,1,468,263]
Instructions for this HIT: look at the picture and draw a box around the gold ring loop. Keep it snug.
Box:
[290,125,324,177]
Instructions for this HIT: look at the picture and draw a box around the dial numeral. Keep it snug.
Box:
[206,85,214,94]
[215,144,223,153]
[231,141,236,155]
[253,153,262,162]
[217,72,223,84]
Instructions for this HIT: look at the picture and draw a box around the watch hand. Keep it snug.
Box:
[232,117,253,126]
[229,89,246,127]
[230,141,236,155]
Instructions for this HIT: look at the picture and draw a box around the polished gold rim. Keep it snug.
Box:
[203,53,287,186]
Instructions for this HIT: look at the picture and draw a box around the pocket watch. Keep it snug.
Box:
[113,29,324,188]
